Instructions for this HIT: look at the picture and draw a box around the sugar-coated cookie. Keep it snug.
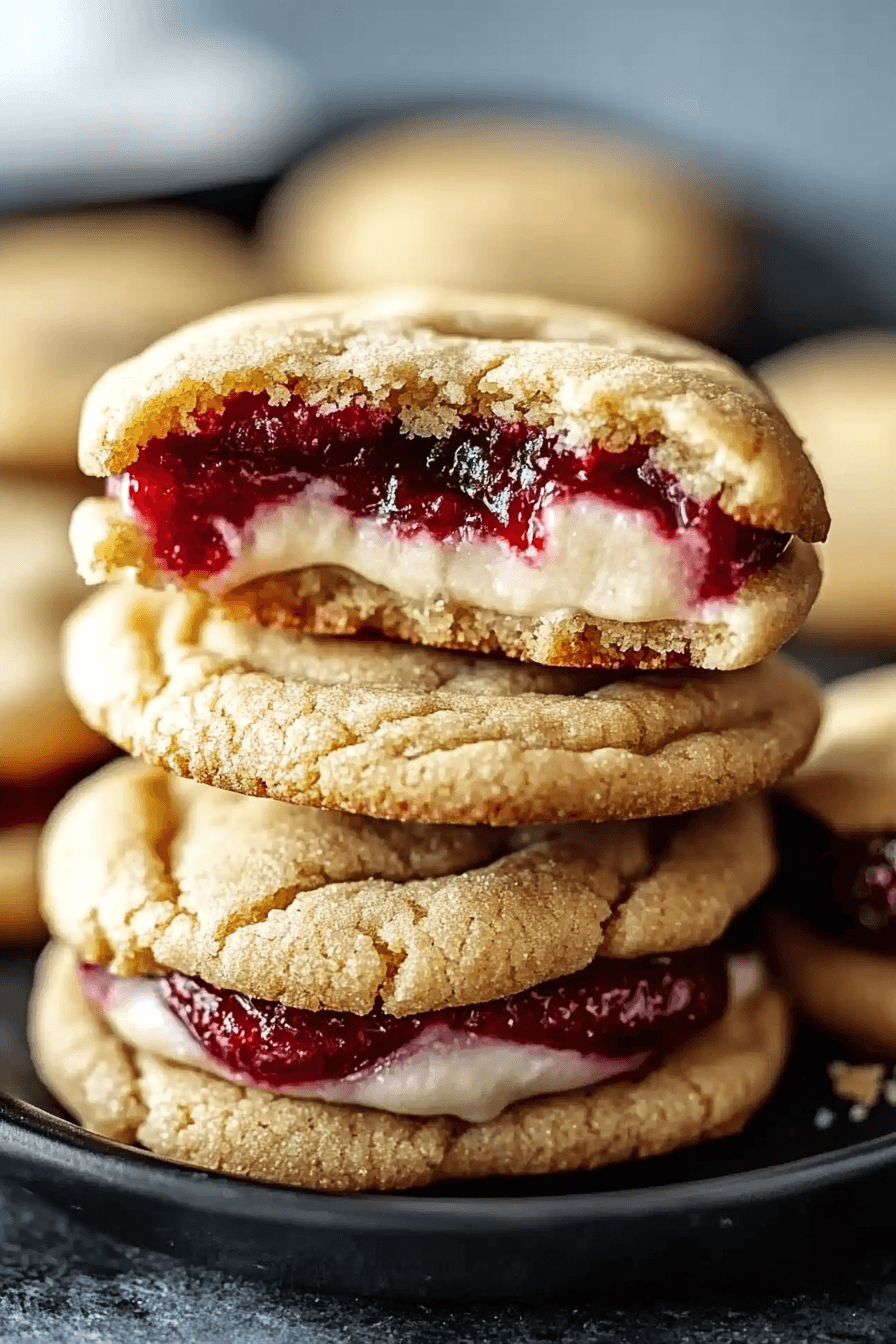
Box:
[771,667,896,1049]
[758,332,896,644]
[32,943,789,1191]
[63,585,821,825]
[261,117,744,340]
[0,209,263,469]
[72,290,826,671]
[41,758,776,1012]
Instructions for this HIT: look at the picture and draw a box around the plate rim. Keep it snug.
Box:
[5,1089,896,1232]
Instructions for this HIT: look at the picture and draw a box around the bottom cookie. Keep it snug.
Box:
[32,943,790,1192]
[771,911,896,1054]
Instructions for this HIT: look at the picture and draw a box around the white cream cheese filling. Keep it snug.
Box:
[117,478,721,622]
[90,954,761,1124]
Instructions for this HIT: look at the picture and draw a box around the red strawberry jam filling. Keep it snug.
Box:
[80,947,728,1093]
[775,802,896,952]
[112,391,788,603]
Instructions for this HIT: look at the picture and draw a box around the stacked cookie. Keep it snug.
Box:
[33,291,827,1191]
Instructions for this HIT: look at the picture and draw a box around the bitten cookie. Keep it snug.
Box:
[0,479,110,943]
[758,332,896,644]
[261,117,744,340]
[0,209,262,470]
[32,943,789,1191]
[771,668,896,1050]
[62,584,822,825]
[70,289,827,672]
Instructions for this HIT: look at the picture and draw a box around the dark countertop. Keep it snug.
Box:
[1,1179,895,1343]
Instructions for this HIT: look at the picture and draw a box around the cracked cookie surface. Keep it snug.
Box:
[63,585,821,825]
[40,758,776,1013]
[31,942,790,1191]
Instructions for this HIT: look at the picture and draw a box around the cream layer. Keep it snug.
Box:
[116,480,722,622]
[90,955,761,1124]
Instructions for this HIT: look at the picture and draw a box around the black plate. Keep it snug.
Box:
[4,933,896,1301]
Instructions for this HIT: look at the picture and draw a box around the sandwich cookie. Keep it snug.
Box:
[0,209,263,471]
[33,759,788,1190]
[62,584,822,825]
[261,117,745,340]
[772,667,896,1051]
[757,332,896,645]
[0,479,110,943]
[71,290,827,672]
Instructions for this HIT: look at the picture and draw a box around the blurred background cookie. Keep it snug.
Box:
[0,208,266,471]
[0,478,110,944]
[261,115,745,340]
[758,331,896,645]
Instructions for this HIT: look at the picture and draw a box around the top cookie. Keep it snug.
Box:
[758,332,896,644]
[261,116,744,340]
[0,209,263,470]
[73,290,826,672]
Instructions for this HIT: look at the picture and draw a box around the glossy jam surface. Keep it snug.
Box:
[115,392,789,601]
[775,801,896,950]
[82,949,727,1089]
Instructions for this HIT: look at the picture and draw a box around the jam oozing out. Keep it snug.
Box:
[81,949,727,1090]
[115,391,789,602]
[774,800,896,951]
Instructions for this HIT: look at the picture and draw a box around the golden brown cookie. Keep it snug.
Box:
[31,942,789,1191]
[62,584,821,825]
[72,289,826,672]
[40,757,776,1012]
[0,209,263,470]
[758,332,896,644]
[771,912,896,1054]
[261,117,744,340]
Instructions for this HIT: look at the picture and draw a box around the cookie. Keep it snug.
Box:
[31,942,789,1191]
[770,669,896,1049]
[771,912,896,1055]
[62,584,822,825]
[757,332,896,644]
[40,757,776,1011]
[261,117,744,340]
[0,209,263,470]
[70,290,827,673]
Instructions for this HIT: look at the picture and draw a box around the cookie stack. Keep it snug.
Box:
[33,291,827,1191]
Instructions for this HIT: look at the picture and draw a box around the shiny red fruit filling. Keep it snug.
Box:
[81,949,727,1090]
[774,802,896,952]
[113,391,789,602]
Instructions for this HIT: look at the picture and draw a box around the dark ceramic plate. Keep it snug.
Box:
[3,647,896,1301]
[5,900,896,1299]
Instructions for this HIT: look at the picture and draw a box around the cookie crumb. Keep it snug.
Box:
[813,1107,835,1130]
[827,1061,885,1107]
[848,1103,870,1123]
[884,1081,896,1107]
